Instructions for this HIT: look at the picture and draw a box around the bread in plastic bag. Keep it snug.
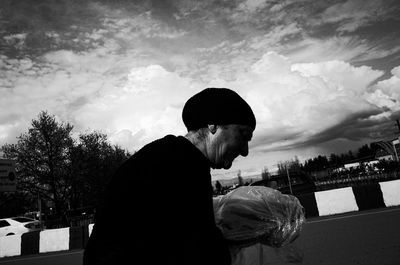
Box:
[213,186,305,248]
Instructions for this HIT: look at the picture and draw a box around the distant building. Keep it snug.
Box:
[344,162,359,170]
[373,139,400,161]
[375,152,393,161]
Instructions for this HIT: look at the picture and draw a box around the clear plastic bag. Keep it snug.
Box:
[214,186,305,249]
[230,243,304,265]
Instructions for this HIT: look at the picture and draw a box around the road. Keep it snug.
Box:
[261,206,400,265]
[1,206,399,265]
[0,250,83,265]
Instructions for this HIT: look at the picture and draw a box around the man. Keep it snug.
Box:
[83,87,256,265]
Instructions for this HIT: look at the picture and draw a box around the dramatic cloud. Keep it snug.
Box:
[314,0,395,33]
[1,0,400,179]
[201,52,399,178]
[366,66,400,112]
[216,53,386,147]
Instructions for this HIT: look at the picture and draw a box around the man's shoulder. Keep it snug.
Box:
[131,135,188,160]
[111,135,187,182]
[142,134,184,151]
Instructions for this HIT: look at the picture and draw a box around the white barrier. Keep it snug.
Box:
[315,187,359,216]
[0,234,21,258]
[380,179,400,207]
[39,228,70,253]
[89,223,94,237]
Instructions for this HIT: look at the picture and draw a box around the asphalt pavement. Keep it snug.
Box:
[1,206,399,265]
[262,206,400,265]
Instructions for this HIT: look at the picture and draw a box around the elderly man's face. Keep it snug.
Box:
[210,124,253,169]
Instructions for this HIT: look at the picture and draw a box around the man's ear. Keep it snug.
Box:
[208,124,217,134]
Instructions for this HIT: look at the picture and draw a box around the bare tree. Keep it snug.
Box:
[261,166,270,180]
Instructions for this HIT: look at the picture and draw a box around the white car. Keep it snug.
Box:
[0,217,42,237]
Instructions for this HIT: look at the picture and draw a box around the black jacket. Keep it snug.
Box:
[83,135,231,265]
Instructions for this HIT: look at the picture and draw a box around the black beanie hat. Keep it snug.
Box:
[182,88,256,131]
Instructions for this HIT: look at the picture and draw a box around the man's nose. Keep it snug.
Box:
[240,143,249,157]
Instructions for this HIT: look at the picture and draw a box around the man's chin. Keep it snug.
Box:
[211,160,232,170]
[223,160,232,169]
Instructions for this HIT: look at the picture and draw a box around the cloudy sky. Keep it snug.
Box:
[1,0,400,180]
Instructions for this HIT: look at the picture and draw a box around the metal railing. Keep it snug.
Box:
[314,172,399,191]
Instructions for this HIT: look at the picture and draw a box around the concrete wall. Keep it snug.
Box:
[1,179,399,259]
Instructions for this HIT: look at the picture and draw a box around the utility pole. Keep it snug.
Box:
[396,120,400,162]
[38,192,43,228]
[393,144,399,162]
[286,165,293,195]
